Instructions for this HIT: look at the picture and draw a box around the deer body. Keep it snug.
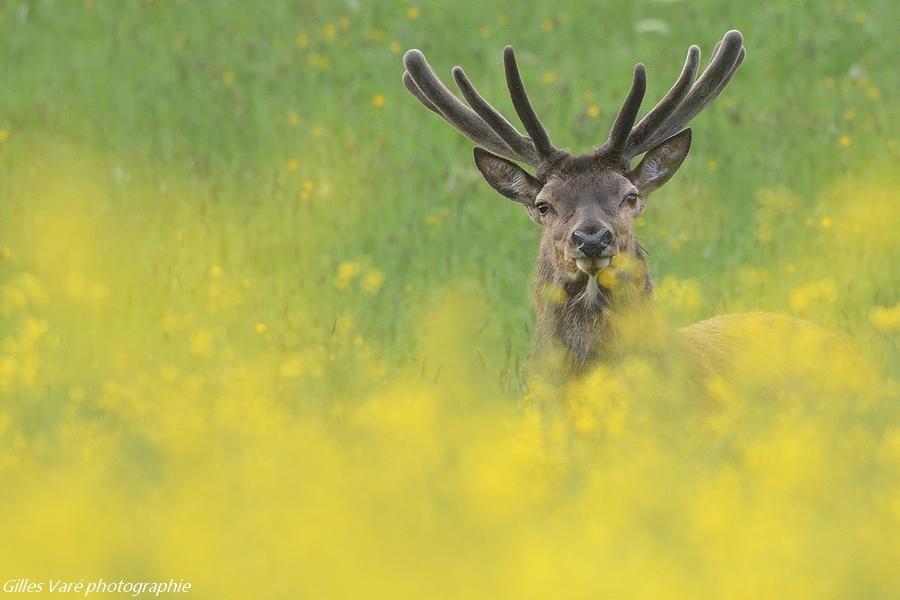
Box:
[403,32,758,379]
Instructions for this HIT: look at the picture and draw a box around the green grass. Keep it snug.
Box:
[2,0,897,396]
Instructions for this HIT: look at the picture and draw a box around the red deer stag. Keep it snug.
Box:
[402,31,848,380]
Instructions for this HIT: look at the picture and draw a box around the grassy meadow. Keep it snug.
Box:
[1,0,898,597]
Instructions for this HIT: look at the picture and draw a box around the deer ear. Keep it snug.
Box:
[473,147,542,205]
[629,128,692,195]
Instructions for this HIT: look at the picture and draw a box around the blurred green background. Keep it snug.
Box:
[2,0,897,392]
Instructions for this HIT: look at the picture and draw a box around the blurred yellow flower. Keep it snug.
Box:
[210,265,223,278]
[655,276,703,314]
[287,112,300,126]
[221,71,235,85]
[389,41,402,54]
[335,261,360,289]
[0,129,8,142]
[296,33,309,48]
[586,105,600,118]
[372,94,385,109]
[361,269,384,295]
[541,19,554,32]
[189,329,213,358]
[323,24,336,39]
[789,279,837,313]
[255,322,267,334]
[869,305,900,331]
[406,7,419,20]
[280,354,304,379]
[820,216,832,229]
[542,71,557,85]
[838,135,850,147]
[286,159,299,172]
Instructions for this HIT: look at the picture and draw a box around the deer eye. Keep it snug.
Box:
[535,202,551,216]
[623,192,639,207]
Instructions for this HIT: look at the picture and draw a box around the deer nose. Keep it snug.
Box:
[572,227,614,258]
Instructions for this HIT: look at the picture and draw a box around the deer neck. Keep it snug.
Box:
[531,244,652,376]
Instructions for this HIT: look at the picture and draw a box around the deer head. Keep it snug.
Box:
[403,31,745,370]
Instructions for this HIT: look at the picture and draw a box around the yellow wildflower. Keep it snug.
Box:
[361,269,384,295]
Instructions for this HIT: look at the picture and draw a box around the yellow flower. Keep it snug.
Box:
[541,19,554,32]
[221,71,234,85]
[0,129,8,142]
[542,71,557,85]
[189,329,213,358]
[287,112,300,126]
[286,159,299,172]
[870,305,900,331]
[820,216,832,229]
[335,261,360,289]
[280,354,304,379]
[838,135,850,147]
[372,94,385,108]
[210,265,223,278]
[255,322,267,334]
[497,13,509,25]
[707,159,719,172]
[389,41,401,54]
[361,269,385,295]
[406,7,419,20]
[789,279,837,313]
[323,24,336,39]
[586,105,600,118]
[295,33,309,48]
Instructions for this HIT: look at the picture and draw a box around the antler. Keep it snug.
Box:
[403,30,745,167]
[402,47,564,168]
[599,30,746,161]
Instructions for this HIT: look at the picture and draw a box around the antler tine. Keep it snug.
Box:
[403,50,522,161]
[452,66,541,164]
[503,46,561,161]
[623,46,700,157]
[402,71,439,114]
[631,30,745,156]
[603,63,647,157]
